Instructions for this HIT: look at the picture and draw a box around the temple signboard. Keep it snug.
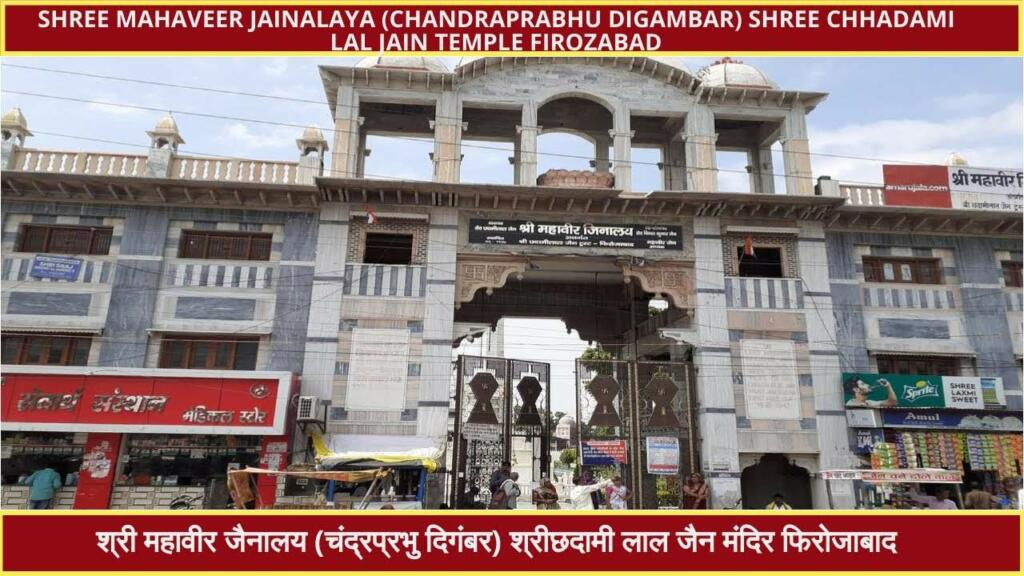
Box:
[468,219,683,250]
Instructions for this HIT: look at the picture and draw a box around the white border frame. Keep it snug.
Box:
[1,365,293,435]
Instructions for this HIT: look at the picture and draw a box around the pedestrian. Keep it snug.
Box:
[489,461,511,493]
[23,463,62,510]
[580,469,605,509]
[908,486,958,510]
[570,474,612,510]
[765,493,792,510]
[964,481,999,509]
[532,478,561,510]
[681,473,708,510]
[607,476,630,510]
[498,472,521,509]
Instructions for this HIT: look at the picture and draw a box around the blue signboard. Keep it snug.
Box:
[854,428,885,454]
[580,440,627,466]
[30,255,82,281]
[881,410,1022,432]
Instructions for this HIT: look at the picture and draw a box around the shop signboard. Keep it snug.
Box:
[842,373,945,409]
[30,255,82,281]
[468,219,683,251]
[580,439,628,465]
[0,366,294,435]
[844,373,1006,410]
[821,469,963,484]
[854,428,885,454]
[882,164,1023,213]
[880,410,1023,432]
[942,376,1006,409]
[645,436,679,475]
[73,433,121,509]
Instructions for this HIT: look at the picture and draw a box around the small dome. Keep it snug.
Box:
[153,114,180,134]
[945,152,969,166]
[301,125,326,143]
[147,113,184,147]
[355,56,449,73]
[1,108,29,131]
[297,125,328,154]
[697,57,777,89]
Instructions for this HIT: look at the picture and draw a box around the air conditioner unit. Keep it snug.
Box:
[296,396,319,422]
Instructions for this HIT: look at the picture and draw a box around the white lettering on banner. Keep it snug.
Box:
[142,525,218,555]
[16,387,84,412]
[423,525,500,556]
[92,389,168,413]
[740,340,800,420]
[94,522,905,560]
[781,524,898,554]
[508,525,615,558]
[223,524,307,553]
[319,525,422,560]
[721,525,775,554]
[96,525,137,559]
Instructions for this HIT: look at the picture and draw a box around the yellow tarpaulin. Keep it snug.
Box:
[312,432,440,472]
[227,466,388,509]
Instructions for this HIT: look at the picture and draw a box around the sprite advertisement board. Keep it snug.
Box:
[842,373,945,409]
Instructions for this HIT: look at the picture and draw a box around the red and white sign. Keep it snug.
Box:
[882,164,1023,212]
[820,468,962,484]
[0,366,294,435]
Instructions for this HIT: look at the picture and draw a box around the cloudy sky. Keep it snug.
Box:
[3,56,1021,411]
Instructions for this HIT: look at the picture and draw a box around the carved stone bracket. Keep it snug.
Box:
[455,254,528,309]
[618,259,695,309]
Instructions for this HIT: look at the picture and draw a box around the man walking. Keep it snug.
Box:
[24,464,62,510]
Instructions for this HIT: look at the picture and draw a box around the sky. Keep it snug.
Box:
[2,56,1022,412]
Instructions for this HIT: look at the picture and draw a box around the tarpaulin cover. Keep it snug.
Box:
[313,433,441,471]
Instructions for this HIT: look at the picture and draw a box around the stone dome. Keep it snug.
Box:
[355,56,449,73]
[147,113,184,147]
[697,57,777,89]
[301,125,326,143]
[1,108,29,131]
[153,114,180,134]
[945,152,969,166]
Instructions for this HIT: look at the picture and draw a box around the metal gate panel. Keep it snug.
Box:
[451,355,508,507]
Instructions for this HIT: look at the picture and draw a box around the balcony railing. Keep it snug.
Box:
[12,149,148,177]
[342,264,426,298]
[171,156,299,185]
[725,276,805,310]
[8,148,301,186]
[839,184,886,207]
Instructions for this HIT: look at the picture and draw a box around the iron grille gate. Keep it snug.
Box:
[450,355,551,508]
[576,359,695,509]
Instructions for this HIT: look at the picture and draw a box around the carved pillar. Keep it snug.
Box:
[517,101,540,186]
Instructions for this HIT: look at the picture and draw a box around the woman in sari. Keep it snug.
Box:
[532,478,561,510]
[681,473,708,509]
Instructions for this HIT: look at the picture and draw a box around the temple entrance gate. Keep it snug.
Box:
[450,355,551,508]
[576,358,696,509]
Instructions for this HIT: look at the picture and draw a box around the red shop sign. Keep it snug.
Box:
[0,366,294,435]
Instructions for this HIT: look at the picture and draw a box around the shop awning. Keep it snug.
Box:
[821,469,963,484]
[312,432,441,472]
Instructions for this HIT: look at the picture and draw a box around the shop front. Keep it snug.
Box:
[1,366,296,509]
[843,372,1022,509]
